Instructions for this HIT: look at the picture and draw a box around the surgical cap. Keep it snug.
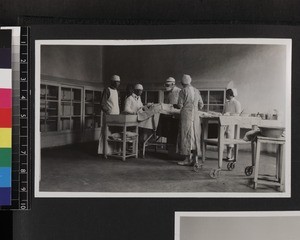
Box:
[111,75,121,82]
[165,77,175,83]
[134,84,143,90]
[182,74,192,84]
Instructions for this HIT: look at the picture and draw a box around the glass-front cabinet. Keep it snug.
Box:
[60,86,83,131]
[40,84,59,132]
[84,89,102,129]
[40,83,101,133]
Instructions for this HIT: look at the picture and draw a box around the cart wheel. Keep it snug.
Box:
[193,163,203,172]
[227,162,235,171]
[209,169,221,179]
[244,166,254,176]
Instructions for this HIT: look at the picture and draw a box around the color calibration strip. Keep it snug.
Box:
[0,27,30,210]
[0,29,12,206]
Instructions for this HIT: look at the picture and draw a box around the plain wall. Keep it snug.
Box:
[40,45,104,148]
[104,44,287,116]
[41,45,104,88]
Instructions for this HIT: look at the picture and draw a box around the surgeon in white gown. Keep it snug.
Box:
[98,75,121,155]
[174,74,204,166]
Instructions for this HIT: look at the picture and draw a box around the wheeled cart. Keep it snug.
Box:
[201,116,260,178]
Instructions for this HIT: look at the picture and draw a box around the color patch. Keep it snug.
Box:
[0,148,11,167]
[0,69,12,89]
[0,48,11,68]
[0,167,11,187]
[0,187,11,206]
[0,108,12,127]
[0,88,12,108]
[0,30,12,48]
[0,28,12,207]
[0,128,11,148]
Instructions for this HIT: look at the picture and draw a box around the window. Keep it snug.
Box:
[40,83,101,132]
[199,89,225,113]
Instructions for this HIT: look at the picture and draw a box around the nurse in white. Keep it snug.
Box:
[100,75,121,115]
[223,88,242,161]
[98,75,121,155]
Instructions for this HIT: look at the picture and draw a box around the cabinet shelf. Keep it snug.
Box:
[40,84,102,132]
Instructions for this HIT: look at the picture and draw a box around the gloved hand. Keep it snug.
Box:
[146,102,154,107]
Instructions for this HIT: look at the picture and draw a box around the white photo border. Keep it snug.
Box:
[35,38,292,198]
[174,211,300,240]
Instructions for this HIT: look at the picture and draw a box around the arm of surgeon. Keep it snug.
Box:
[198,92,204,110]
[124,97,136,114]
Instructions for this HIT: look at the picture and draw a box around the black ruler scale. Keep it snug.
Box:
[18,27,31,210]
[2,27,31,210]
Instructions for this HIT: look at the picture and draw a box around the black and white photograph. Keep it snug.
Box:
[175,211,300,240]
[34,38,291,197]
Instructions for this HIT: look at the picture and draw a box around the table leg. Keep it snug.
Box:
[276,144,280,181]
[122,125,126,161]
[234,125,240,161]
[218,126,225,169]
[253,140,261,189]
[279,144,285,192]
[135,126,139,158]
[104,124,108,158]
[202,120,208,163]
[251,141,256,167]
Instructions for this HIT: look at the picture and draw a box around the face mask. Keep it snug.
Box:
[165,82,174,91]
[111,81,120,89]
[165,86,173,91]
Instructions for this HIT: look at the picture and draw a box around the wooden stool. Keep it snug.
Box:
[104,115,139,161]
[253,136,285,191]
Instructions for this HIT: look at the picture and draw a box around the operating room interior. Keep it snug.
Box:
[38,43,287,193]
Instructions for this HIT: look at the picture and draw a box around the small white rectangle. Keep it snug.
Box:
[0,69,12,88]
